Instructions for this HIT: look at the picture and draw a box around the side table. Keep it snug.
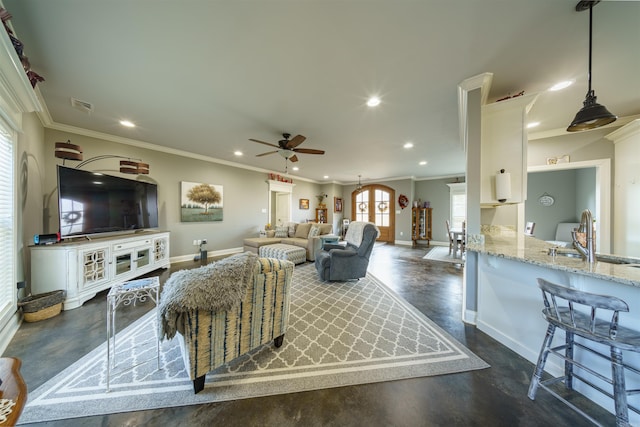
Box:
[0,357,26,425]
[106,276,160,392]
[320,235,340,249]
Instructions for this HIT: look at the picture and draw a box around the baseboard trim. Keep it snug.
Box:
[394,240,413,246]
[462,309,477,325]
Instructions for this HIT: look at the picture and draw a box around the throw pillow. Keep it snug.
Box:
[275,226,288,238]
[294,223,312,239]
[287,222,297,237]
[308,225,320,238]
[319,223,333,235]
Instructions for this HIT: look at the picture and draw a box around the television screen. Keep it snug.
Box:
[57,166,159,238]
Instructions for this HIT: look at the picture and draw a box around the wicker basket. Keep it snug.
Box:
[18,290,66,322]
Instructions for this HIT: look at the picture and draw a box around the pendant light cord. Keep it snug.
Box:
[587,4,593,94]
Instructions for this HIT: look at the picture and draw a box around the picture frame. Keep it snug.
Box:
[180,181,223,222]
[299,198,309,210]
[334,197,343,213]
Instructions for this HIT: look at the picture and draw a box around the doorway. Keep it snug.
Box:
[527,159,610,253]
[351,184,395,243]
[275,193,290,226]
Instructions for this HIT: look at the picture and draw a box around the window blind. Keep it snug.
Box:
[0,119,15,329]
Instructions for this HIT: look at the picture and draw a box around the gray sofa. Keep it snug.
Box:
[243,222,336,261]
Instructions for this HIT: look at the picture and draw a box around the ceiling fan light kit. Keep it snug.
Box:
[249,133,325,164]
[567,0,617,132]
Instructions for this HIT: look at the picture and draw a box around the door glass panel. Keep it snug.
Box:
[355,190,369,222]
[374,189,390,226]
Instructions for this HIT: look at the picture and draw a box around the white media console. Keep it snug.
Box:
[30,230,170,310]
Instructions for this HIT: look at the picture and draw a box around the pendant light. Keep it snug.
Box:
[567,0,616,132]
[355,175,363,193]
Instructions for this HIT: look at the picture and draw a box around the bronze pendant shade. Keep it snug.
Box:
[54,140,83,161]
[567,0,616,132]
[54,140,150,174]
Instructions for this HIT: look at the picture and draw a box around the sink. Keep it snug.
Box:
[547,249,582,259]
[547,248,640,266]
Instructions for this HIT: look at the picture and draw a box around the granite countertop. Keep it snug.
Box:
[466,227,640,288]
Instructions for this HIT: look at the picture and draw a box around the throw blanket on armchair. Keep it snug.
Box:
[160,251,258,339]
[345,221,380,246]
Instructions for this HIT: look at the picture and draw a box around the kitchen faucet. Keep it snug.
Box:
[571,209,596,263]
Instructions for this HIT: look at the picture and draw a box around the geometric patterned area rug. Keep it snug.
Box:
[423,246,465,264]
[19,263,488,424]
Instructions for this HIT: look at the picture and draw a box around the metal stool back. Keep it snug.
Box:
[528,278,640,427]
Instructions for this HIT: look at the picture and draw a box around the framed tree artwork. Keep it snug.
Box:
[181,181,224,222]
[334,197,343,213]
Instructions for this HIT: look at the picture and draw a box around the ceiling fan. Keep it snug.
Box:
[249,133,325,162]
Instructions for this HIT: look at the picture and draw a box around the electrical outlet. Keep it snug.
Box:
[196,239,202,245]
[400,232,403,236]
[193,239,197,246]
[201,239,207,245]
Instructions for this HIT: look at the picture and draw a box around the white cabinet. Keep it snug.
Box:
[607,119,640,257]
[31,231,170,310]
[480,93,537,206]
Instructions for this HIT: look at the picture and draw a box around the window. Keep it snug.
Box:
[0,118,16,330]
[448,183,466,230]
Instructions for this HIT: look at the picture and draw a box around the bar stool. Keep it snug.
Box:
[528,278,640,426]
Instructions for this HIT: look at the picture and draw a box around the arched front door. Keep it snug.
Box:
[352,184,395,243]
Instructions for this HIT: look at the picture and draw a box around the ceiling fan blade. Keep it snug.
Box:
[256,151,278,157]
[293,148,325,155]
[285,134,306,149]
[289,155,299,162]
[249,138,280,148]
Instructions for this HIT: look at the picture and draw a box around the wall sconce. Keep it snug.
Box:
[54,140,150,174]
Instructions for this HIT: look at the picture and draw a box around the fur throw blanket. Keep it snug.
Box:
[160,251,258,339]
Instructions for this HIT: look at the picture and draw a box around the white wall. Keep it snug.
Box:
[17,113,46,295]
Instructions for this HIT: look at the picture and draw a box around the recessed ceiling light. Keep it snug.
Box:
[323,175,329,179]
[527,122,540,129]
[234,151,243,156]
[548,81,573,91]
[120,120,135,128]
[292,166,299,171]
[403,142,414,149]
[419,161,427,166]
[366,96,381,107]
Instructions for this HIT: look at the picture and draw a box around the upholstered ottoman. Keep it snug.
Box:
[243,237,282,254]
[259,243,306,265]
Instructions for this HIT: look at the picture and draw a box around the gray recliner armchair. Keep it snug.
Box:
[314,221,379,281]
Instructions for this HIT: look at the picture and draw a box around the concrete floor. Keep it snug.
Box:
[5,244,614,426]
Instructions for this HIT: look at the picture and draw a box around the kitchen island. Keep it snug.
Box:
[467,228,640,424]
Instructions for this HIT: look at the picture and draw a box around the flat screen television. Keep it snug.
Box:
[57,165,159,238]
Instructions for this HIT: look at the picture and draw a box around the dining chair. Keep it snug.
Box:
[445,220,462,256]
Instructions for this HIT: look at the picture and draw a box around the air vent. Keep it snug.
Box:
[70,97,94,113]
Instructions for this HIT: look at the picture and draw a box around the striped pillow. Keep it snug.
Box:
[275,226,288,238]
